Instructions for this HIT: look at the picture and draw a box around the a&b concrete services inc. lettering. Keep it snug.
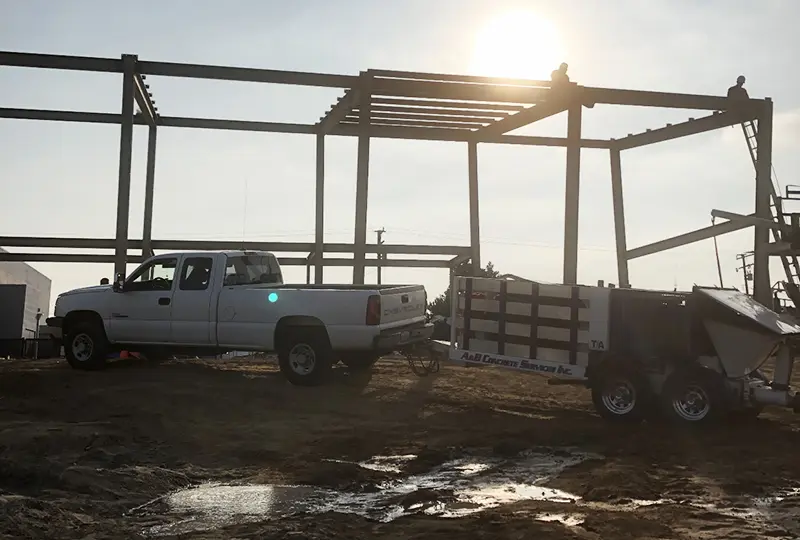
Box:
[460,352,572,376]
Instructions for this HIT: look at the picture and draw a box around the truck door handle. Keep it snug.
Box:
[401,294,409,304]
[158,297,171,306]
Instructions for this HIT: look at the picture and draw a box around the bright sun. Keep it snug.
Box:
[471,11,566,81]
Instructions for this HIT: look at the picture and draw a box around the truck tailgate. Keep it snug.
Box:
[379,285,427,327]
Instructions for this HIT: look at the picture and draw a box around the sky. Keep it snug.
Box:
[1,0,799,311]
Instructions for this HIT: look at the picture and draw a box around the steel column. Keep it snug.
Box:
[114,54,136,278]
[562,105,582,284]
[467,140,481,274]
[142,125,157,258]
[609,148,629,287]
[753,99,774,305]
[314,133,325,283]
[352,74,372,284]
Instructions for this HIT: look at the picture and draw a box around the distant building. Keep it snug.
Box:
[0,248,52,339]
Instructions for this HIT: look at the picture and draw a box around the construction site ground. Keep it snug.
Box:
[1,355,799,540]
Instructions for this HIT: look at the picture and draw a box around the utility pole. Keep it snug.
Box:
[375,227,385,285]
[735,251,754,296]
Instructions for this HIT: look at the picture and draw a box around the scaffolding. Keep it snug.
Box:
[0,51,782,305]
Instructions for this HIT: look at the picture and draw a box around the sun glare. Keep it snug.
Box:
[471,11,566,81]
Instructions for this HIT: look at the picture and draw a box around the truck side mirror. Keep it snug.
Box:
[112,272,125,293]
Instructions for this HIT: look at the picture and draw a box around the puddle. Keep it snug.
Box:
[535,512,586,526]
[146,448,594,535]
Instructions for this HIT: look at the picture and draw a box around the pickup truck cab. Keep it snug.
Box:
[47,250,432,385]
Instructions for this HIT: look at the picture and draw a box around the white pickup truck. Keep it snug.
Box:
[47,250,432,385]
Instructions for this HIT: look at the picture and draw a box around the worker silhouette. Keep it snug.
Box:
[551,62,570,86]
[727,75,749,100]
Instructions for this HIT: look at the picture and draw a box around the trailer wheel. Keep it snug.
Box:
[278,328,333,386]
[661,368,724,424]
[591,365,650,423]
[64,320,109,371]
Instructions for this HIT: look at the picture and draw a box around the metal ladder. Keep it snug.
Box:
[741,120,800,307]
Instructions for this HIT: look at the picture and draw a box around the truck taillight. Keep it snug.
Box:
[366,294,381,326]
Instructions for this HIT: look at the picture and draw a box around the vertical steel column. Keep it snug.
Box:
[467,140,481,274]
[114,54,137,278]
[352,73,372,284]
[562,104,583,284]
[141,125,157,259]
[314,133,325,284]
[609,147,630,288]
[753,98,774,305]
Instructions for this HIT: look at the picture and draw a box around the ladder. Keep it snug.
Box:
[741,120,800,308]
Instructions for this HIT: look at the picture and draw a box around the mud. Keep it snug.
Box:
[1,355,799,539]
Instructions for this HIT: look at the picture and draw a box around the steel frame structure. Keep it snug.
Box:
[0,52,776,304]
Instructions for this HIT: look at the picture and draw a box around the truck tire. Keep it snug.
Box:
[64,320,109,371]
[591,364,650,423]
[341,353,380,372]
[278,328,333,386]
[660,367,725,425]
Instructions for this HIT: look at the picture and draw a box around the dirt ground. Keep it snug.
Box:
[1,355,799,540]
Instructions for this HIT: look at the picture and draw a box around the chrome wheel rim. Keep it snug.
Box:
[288,343,316,375]
[672,384,710,421]
[72,333,94,362]
[602,379,636,415]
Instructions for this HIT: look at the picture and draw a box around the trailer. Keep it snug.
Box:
[443,276,800,424]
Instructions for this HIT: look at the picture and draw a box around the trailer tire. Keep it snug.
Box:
[660,367,724,425]
[278,328,333,386]
[591,364,650,423]
[341,353,380,372]
[64,320,109,371]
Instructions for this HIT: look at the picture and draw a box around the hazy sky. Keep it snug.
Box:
[1,0,799,307]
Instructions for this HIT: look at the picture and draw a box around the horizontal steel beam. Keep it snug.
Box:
[367,69,551,88]
[351,110,497,124]
[0,107,122,124]
[364,105,509,118]
[343,116,485,129]
[137,59,355,88]
[584,86,735,110]
[158,116,314,134]
[0,51,122,73]
[710,209,786,231]
[0,236,470,255]
[133,73,157,127]
[626,214,755,260]
[371,78,549,104]
[371,97,526,111]
[0,252,452,268]
[614,111,747,150]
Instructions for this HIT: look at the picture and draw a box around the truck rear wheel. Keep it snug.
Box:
[64,320,109,371]
[591,364,650,423]
[341,353,380,372]
[278,329,333,386]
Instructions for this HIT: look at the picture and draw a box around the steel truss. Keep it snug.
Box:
[0,51,777,303]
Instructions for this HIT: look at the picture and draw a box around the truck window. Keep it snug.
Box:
[126,258,177,292]
[179,257,213,291]
[224,255,283,286]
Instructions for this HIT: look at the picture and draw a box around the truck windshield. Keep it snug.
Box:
[224,255,283,286]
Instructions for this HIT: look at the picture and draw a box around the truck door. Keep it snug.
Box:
[170,255,216,345]
[107,256,177,344]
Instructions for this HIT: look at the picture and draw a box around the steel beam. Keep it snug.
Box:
[753,100,774,305]
[370,97,526,111]
[364,105,509,118]
[343,116,484,129]
[613,111,748,150]
[0,253,144,264]
[0,236,470,255]
[352,73,372,284]
[367,69,551,87]
[137,59,355,87]
[314,133,325,283]
[562,104,582,285]
[133,73,157,127]
[609,148,629,287]
[584,87,734,110]
[114,54,136,278]
[0,108,122,124]
[467,140,481,274]
[350,110,495,124]
[142,126,158,258]
[710,209,786,231]
[370,78,548,104]
[158,116,314,134]
[0,51,122,73]
[626,216,755,260]
[478,86,578,137]
[318,89,358,134]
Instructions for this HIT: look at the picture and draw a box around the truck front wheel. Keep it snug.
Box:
[64,320,109,371]
[278,329,333,386]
